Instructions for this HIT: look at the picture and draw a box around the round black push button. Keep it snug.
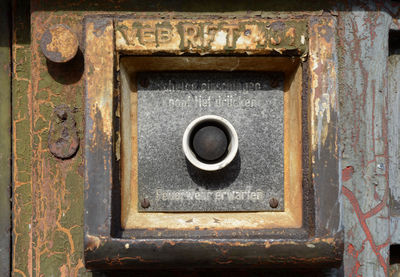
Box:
[183,115,238,171]
[192,125,228,162]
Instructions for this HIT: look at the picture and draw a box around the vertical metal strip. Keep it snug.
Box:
[0,0,11,275]
[389,40,400,245]
[84,18,114,238]
[389,29,400,275]
[309,16,341,237]
[339,11,392,276]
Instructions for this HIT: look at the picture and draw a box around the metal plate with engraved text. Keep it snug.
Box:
[137,71,284,212]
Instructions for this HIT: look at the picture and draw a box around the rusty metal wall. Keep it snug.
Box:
[9,0,400,276]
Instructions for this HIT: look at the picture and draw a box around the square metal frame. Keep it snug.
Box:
[84,16,342,270]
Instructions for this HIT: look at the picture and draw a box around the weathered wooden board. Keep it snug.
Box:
[389,50,400,246]
[338,7,392,277]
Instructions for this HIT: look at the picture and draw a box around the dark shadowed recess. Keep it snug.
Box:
[31,0,360,12]
[91,268,343,277]
[391,244,400,264]
[390,30,400,56]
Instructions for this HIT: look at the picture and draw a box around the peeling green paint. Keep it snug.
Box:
[12,0,33,275]
[35,89,49,100]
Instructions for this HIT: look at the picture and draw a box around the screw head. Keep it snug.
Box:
[269,198,279,209]
[40,24,79,63]
[141,198,150,209]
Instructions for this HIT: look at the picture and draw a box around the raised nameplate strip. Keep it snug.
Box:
[115,19,307,54]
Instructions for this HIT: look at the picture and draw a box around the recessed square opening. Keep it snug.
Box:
[390,30,400,56]
[390,244,400,264]
[119,57,303,231]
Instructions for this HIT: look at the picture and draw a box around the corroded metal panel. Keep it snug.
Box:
[13,9,89,276]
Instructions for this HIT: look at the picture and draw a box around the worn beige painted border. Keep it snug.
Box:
[120,57,303,230]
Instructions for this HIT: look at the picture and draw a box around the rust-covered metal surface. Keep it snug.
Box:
[13,6,88,277]
[8,0,400,276]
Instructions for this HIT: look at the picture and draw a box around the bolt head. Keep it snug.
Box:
[40,24,79,63]
[269,198,279,209]
[141,198,150,209]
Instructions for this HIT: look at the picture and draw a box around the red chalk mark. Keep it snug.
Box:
[342,166,354,182]
[343,185,388,275]
[347,240,366,277]
[377,236,391,251]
